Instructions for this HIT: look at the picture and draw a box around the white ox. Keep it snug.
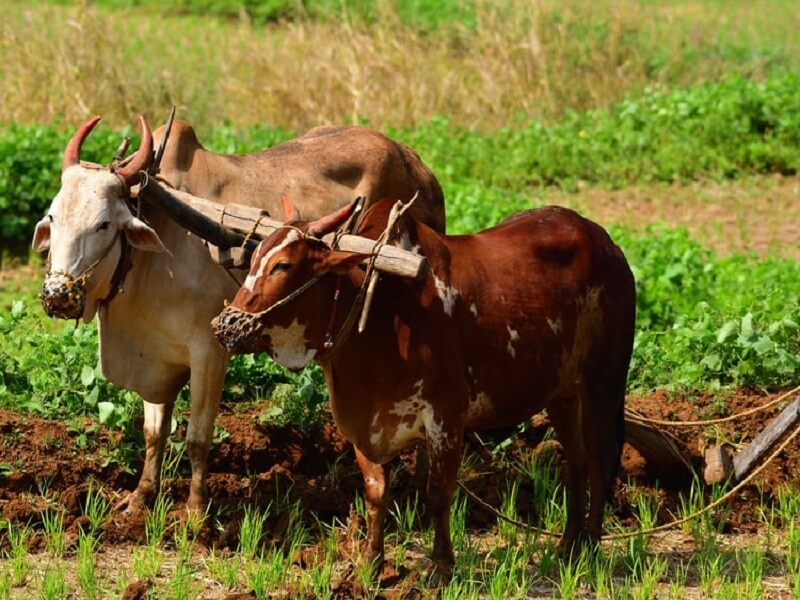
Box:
[32,116,445,515]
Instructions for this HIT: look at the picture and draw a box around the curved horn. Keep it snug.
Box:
[115,115,153,185]
[62,115,102,172]
[281,195,301,222]
[308,198,360,237]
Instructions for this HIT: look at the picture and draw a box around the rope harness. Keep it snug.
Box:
[40,229,129,320]
[39,109,174,320]
[218,197,414,360]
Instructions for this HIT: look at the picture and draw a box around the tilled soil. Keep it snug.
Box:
[0,388,798,596]
[2,388,798,539]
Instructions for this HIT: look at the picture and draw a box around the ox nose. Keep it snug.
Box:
[40,274,86,320]
[211,307,261,354]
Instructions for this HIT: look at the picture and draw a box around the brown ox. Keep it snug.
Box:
[31,117,444,516]
[212,198,636,576]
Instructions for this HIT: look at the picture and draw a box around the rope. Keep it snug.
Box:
[241,213,266,249]
[219,198,414,360]
[458,418,800,542]
[625,384,800,427]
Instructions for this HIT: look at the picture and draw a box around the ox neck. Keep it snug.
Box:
[313,268,367,363]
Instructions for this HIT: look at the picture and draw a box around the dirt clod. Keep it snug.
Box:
[121,579,153,600]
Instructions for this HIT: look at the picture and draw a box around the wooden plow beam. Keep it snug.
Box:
[704,394,800,485]
[623,415,695,483]
[135,177,429,280]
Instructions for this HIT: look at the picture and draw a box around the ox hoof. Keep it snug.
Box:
[360,547,384,581]
[114,490,151,518]
[186,497,210,519]
[557,531,598,560]
[424,560,453,587]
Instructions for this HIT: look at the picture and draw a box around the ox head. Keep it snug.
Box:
[32,116,164,322]
[211,198,367,369]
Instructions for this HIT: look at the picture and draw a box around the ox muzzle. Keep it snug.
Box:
[211,306,264,354]
[40,273,87,320]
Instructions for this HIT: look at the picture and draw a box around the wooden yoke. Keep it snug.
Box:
[134,177,428,280]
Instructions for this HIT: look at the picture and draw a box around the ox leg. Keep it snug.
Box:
[355,448,390,572]
[425,428,463,582]
[548,395,589,555]
[185,351,228,514]
[585,385,625,541]
[116,397,175,516]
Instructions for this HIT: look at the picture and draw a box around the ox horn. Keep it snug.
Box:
[62,115,102,172]
[308,197,361,237]
[115,115,153,185]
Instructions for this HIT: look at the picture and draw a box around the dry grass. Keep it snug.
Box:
[1,1,799,131]
[543,175,800,260]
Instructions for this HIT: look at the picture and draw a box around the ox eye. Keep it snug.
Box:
[269,261,292,275]
[96,221,110,232]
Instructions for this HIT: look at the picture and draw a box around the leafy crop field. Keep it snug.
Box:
[1,1,800,598]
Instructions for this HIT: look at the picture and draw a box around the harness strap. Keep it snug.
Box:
[99,235,133,307]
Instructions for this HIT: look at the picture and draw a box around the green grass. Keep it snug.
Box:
[49,0,480,30]
[5,480,797,597]
[3,72,800,251]
[3,223,797,430]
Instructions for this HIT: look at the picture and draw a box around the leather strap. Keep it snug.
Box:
[98,235,132,308]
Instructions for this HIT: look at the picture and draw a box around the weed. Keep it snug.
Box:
[41,509,65,558]
[622,485,659,577]
[498,480,520,543]
[442,579,477,600]
[244,559,270,599]
[132,545,164,581]
[304,552,335,599]
[487,546,526,599]
[0,567,10,600]
[76,532,99,600]
[166,559,197,600]
[555,549,589,600]
[82,485,110,538]
[667,561,689,600]
[239,505,269,559]
[636,555,666,599]
[354,554,381,600]
[698,551,724,597]
[174,517,198,567]
[40,564,66,600]
[206,550,241,591]
[3,521,29,586]
[538,540,560,580]
[145,493,173,547]
[258,548,291,593]
[449,489,469,550]
[739,548,765,600]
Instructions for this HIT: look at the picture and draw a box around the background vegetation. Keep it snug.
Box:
[2,0,799,131]
[3,72,800,252]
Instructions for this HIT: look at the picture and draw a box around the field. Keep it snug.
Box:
[1,1,799,598]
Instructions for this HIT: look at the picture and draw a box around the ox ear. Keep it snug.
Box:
[281,196,301,222]
[32,217,51,252]
[316,250,371,275]
[123,216,165,252]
